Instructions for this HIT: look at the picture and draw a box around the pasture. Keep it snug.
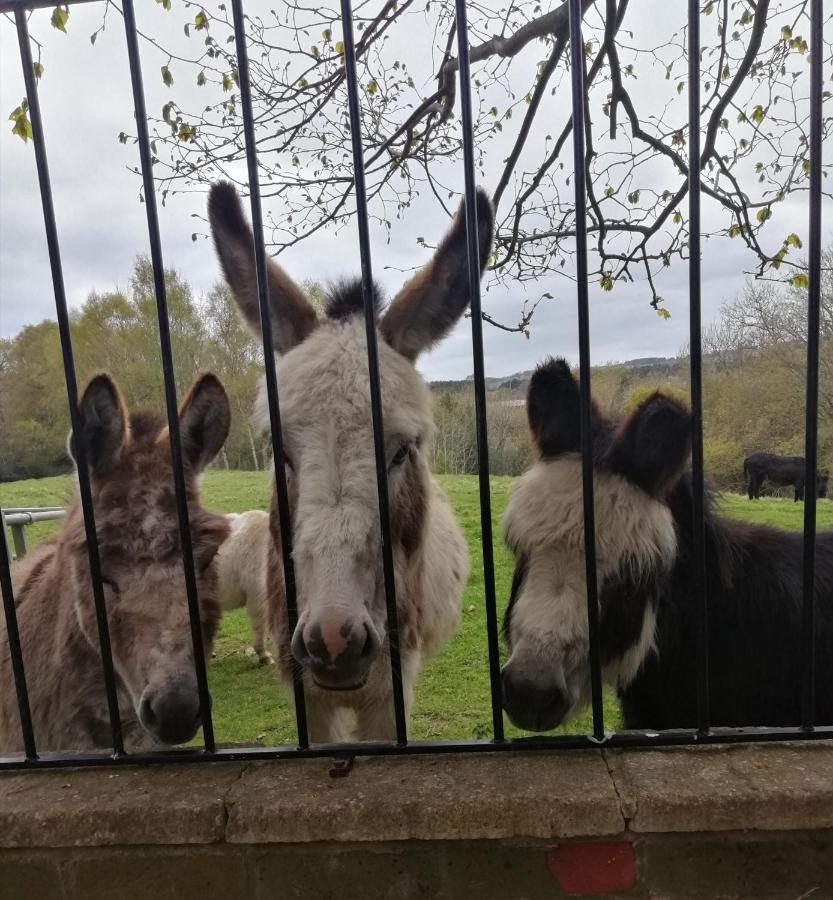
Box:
[3,470,832,745]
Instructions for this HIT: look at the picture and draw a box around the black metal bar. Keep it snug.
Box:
[15,10,124,756]
[454,0,505,743]
[567,0,605,741]
[230,0,309,749]
[688,0,710,736]
[121,0,215,752]
[339,0,408,745]
[801,0,824,731]
[0,511,37,759]
[3,722,833,772]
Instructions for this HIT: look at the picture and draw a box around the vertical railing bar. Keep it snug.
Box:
[339,0,408,745]
[453,0,505,742]
[121,0,215,752]
[567,0,604,740]
[801,0,823,731]
[14,10,124,756]
[230,0,309,748]
[0,511,37,759]
[688,0,710,737]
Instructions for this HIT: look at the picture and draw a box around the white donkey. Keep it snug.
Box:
[216,510,273,664]
[208,182,493,742]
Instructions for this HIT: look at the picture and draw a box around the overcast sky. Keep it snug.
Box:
[1,2,829,383]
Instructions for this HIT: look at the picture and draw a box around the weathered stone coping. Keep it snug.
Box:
[0,742,831,849]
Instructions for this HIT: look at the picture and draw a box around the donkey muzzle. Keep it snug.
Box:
[291,612,381,690]
[138,681,203,746]
[500,662,570,733]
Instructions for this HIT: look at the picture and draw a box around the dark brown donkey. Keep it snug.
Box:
[0,373,231,754]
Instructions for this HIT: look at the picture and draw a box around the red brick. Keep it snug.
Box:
[546,841,636,895]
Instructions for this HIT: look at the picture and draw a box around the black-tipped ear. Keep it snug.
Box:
[526,358,583,458]
[69,374,129,476]
[176,373,231,473]
[380,188,494,360]
[208,182,318,354]
[608,393,692,496]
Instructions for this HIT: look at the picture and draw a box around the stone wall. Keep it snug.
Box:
[1,743,832,898]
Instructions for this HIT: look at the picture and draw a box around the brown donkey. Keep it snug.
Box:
[209,182,492,742]
[0,373,231,754]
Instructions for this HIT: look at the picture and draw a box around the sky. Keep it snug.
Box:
[1,1,830,383]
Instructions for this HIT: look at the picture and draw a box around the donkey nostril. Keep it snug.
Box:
[360,625,375,659]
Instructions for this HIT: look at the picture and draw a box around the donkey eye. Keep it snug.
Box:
[390,443,411,468]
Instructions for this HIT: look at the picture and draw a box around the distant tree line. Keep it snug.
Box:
[2,250,830,492]
[0,256,266,481]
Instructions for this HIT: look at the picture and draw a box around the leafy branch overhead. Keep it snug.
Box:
[9,0,833,332]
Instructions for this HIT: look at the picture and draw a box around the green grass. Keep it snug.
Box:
[3,472,832,745]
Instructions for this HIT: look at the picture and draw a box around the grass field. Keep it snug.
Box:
[3,471,832,745]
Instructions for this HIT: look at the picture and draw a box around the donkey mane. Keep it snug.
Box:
[128,410,166,443]
[325,278,385,321]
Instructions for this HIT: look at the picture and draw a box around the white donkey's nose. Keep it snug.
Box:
[291,611,380,689]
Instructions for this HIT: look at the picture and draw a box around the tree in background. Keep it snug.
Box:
[10,0,830,332]
[0,256,266,480]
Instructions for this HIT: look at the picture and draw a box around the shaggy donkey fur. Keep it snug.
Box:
[208,182,493,741]
[501,357,833,732]
[0,374,231,753]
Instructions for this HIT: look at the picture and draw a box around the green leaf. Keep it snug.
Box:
[599,273,613,291]
[704,1,714,14]
[604,185,614,198]
[118,131,128,144]
[628,190,640,204]
[197,70,207,86]
[9,102,33,142]
[155,0,172,9]
[90,31,98,45]
[50,5,69,33]
[786,233,802,248]
[322,28,332,41]
[335,40,344,54]
[751,104,764,123]
[162,102,173,123]
[802,159,811,174]
[656,307,671,320]
[722,65,730,81]
[756,206,771,223]
[367,79,378,95]
[33,62,44,80]
[161,65,173,87]
[177,122,195,141]
[728,224,741,238]
[194,10,208,30]
[781,25,792,40]
[739,9,753,25]
[792,273,809,289]
[673,211,683,224]
[310,45,319,57]
[222,72,233,92]
[297,76,308,89]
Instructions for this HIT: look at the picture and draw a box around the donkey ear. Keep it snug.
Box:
[608,393,692,496]
[69,374,129,476]
[380,188,494,360]
[526,358,584,458]
[208,182,318,354]
[176,373,231,472]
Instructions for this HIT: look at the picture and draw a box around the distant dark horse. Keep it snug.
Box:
[744,451,829,502]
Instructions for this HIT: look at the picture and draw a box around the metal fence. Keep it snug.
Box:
[0,0,829,771]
